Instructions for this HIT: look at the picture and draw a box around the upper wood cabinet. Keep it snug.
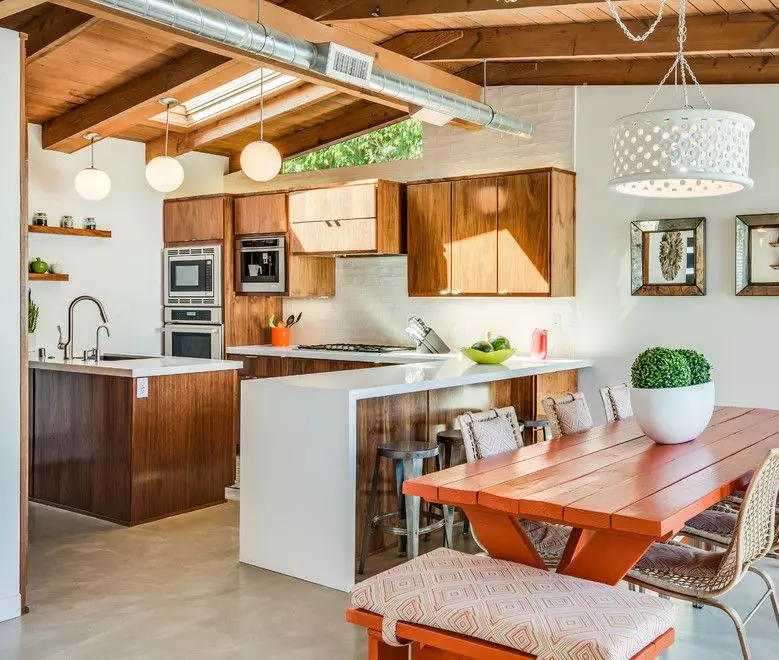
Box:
[234,193,287,236]
[287,255,335,298]
[289,180,404,255]
[407,168,575,297]
[163,196,228,245]
[407,181,452,296]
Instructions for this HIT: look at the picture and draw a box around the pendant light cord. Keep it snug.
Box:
[90,136,95,169]
[604,0,667,42]
[258,0,264,141]
[164,104,171,156]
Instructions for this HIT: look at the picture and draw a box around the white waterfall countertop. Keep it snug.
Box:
[29,355,243,378]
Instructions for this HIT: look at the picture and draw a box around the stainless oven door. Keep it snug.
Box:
[164,245,222,306]
[163,324,223,359]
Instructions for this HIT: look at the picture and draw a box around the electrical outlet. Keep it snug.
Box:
[136,377,148,399]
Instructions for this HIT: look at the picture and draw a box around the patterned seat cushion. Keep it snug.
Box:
[470,415,520,459]
[352,548,675,660]
[683,509,737,545]
[523,520,571,561]
[628,541,724,597]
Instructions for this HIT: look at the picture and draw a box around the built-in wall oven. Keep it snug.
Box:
[163,307,223,359]
[235,236,286,294]
[164,244,222,307]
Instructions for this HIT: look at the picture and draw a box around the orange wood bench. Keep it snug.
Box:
[347,608,675,660]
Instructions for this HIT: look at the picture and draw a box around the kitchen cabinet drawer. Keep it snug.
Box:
[234,194,287,236]
[164,196,226,244]
[289,184,376,223]
[290,217,377,255]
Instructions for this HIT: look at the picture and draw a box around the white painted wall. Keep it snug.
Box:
[575,85,779,421]
[169,151,228,199]
[28,126,164,357]
[223,87,579,355]
[0,28,21,623]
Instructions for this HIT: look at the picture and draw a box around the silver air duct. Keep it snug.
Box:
[88,0,534,138]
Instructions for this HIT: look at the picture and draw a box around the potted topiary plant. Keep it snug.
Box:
[630,347,714,444]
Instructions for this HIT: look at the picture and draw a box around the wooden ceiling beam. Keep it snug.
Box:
[419,13,779,61]
[145,83,339,160]
[21,5,98,63]
[0,0,45,19]
[457,55,779,86]
[276,0,360,21]
[320,0,627,21]
[380,30,464,60]
[50,0,482,111]
[42,50,252,153]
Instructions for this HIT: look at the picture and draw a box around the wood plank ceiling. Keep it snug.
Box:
[1,0,778,165]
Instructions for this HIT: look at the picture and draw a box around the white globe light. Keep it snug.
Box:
[240,140,282,182]
[145,155,185,193]
[74,167,111,201]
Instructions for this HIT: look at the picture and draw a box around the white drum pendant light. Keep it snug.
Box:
[146,98,185,193]
[607,0,754,198]
[75,133,111,201]
[240,0,282,182]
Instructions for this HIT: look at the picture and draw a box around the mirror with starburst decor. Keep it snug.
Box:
[630,218,706,296]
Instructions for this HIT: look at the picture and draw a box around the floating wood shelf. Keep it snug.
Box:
[769,242,779,247]
[770,265,779,270]
[28,225,111,238]
[29,273,69,281]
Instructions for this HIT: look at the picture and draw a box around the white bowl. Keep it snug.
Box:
[631,381,715,445]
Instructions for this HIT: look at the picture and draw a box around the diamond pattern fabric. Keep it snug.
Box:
[352,548,675,659]
[543,393,595,438]
[683,509,738,546]
[609,386,633,421]
[470,416,521,459]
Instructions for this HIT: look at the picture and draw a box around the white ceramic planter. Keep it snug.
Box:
[631,381,715,445]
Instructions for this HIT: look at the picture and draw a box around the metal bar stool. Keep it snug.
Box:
[436,429,467,539]
[358,441,451,575]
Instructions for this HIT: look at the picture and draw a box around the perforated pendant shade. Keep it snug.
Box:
[609,108,755,197]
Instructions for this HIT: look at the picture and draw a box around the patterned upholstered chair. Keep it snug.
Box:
[541,392,595,439]
[626,449,779,660]
[599,382,633,423]
[457,407,571,566]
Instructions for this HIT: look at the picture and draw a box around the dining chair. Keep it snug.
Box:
[457,407,571,566]
[599,382,633,423]
[541,391,595,439]
[625,448,779,660]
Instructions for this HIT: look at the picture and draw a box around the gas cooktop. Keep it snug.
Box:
[296,343,415,354]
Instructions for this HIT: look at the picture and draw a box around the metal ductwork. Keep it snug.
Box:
[87,0,535,138]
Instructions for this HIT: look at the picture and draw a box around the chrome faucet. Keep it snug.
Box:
[58,295,109,360]
[95,324,110,361]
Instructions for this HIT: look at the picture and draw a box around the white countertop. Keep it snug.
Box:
[247,356,592,399]
[29,355,243,378]
[227,344,454,364]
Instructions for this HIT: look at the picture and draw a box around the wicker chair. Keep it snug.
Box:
[599,382,633,423]
[457,407,571,566]
[541,392,595,439]
[626,449,779,660]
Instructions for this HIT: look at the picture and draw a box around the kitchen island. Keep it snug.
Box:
[29,356,242,526]
[239,355,591,591]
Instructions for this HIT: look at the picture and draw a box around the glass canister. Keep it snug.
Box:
[60,215,74,229]
[32,212,48,227]
[84,217,97,230]
[530,328,548,360]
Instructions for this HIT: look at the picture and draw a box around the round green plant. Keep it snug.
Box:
[677,349,712,386]
[631,347,692,389]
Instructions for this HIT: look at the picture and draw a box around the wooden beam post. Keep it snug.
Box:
[0,0,45,19]
[21,6,97,63]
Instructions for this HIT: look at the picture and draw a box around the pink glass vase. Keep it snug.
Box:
[530,328,548,360]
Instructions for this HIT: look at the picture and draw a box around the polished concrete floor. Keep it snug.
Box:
[0,502,777,659]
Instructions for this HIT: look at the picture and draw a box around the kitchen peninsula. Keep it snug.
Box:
[29,356,242,526]
[239,355,591,591]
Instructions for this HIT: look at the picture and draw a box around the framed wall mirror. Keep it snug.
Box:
[736,213,779,296]
[630,218,706,296]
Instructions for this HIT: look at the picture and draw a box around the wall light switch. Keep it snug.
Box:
[136,377,149,399]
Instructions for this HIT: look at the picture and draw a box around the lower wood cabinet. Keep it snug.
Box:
[238,356,386,380]
[407,168,575,297]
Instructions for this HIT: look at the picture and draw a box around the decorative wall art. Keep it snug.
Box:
[630,218,706,296]
[735,213,779,296]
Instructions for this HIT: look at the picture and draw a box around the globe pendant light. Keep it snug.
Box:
[240,0,282,182]
[607,0,754,198]
[75,133,111,201]
[146,98,185,193]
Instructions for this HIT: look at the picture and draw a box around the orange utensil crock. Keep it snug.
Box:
[271,326,291,347]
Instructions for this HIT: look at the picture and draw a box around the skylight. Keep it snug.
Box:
[151,68,299,128]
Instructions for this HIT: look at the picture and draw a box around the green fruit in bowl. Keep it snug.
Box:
[490,336,511,351]
[461,347,516,365]
[471,341,493,353]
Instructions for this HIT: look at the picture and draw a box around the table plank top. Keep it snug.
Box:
[405,407,779,539]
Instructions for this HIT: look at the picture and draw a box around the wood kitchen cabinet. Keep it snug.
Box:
[163,195,228,244]
[289,180,404,255]
[407,168,575,297]
[234,193,287,236]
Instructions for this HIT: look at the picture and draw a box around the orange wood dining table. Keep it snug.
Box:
[404,407,779,586]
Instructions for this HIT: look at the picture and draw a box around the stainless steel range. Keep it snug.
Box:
[297,343,414,354]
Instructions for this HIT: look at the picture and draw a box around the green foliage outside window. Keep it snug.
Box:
[282,119,423,174]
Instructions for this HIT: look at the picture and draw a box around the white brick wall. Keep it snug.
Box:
[225,87,578,355]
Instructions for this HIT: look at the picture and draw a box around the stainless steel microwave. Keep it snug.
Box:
[235,235,286,294]
[164,244,222,307]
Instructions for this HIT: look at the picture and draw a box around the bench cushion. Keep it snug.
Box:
[351,548,674,660]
